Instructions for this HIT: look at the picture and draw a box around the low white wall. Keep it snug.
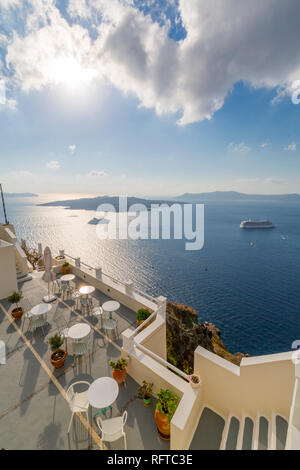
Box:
[0,224,29,276]
[122,316,203,450]
[194,346,295,421]
[135,315,167,360]
[68,262,157,314]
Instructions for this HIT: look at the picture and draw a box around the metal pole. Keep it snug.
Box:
[0,184,8,224]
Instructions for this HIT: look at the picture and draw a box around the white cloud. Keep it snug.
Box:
[0,33,9,46]
[228,142,251,154]
[88,170,108,177]
[264,178,284,185]
[68,144,76,154]
[284,142,297,152]
[235,177,284,187]
[5,0,300,124]
[6,6,96,92]
[0,78,17,110]
[46,160,60,169]
[67,0,92,19]
[0,0,21,10]
[261,142,270,148]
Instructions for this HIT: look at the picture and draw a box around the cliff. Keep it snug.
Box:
[166,302,249,373]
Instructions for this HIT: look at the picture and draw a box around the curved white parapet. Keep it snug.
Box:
[286,378,300,449]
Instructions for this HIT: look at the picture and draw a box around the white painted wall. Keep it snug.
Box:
[194,346,295,422]
[0,240,18,300]
[0,224,29,275]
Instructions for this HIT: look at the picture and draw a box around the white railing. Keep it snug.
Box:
[133,339,189,382]
[63,250,159,304]
[129,305,189,382]
[133,287,159,304]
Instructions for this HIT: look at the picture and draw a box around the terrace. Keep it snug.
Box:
[0,228,297,451]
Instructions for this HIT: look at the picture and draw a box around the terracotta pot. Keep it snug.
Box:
[61,265,70,275]
[11,307,24,320]
[189,374,202,389]
[155,408,170,440]
[143,397,152,407]
[50,349,68,369]
[137,319,151,331]
[112,368,127,385]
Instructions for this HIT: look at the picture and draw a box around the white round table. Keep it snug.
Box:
[79,285,95,295]
[102,300,120,312]
[30,303,52,316]
[68,323,91,340]
[88,377,119,409]
[61,274,75,282]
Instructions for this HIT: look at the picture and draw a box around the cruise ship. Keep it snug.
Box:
[240,219,275,229]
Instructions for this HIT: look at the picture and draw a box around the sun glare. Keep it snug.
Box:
[47,56,96,90]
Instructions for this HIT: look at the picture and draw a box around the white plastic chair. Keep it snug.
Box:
[72,290,81,309]
[102,311,118,339]
[80,296,92,316]
[54,316,69,349]
[69,334,91,367]
[53,278,62,294]
[96,411,127,450]
[91,306,103,326]
[28,313,48,336]
[66,381,90,433]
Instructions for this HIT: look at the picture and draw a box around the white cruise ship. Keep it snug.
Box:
[240,219,275,229]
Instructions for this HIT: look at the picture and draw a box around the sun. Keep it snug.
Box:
[47,56,96,90]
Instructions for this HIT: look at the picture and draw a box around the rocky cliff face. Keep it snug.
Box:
[166,302,249,373]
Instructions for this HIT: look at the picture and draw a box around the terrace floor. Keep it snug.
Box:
[0,275,169,450]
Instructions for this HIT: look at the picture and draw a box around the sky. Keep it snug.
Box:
[1,0,300,197]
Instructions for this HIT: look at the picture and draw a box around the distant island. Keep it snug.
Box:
[38,195,175,211]
[4,193,38,198]
[175,191,300,202]
[38,191,300,210]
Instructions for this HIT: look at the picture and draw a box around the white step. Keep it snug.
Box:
[220,415,232,450]
[221,412,287,450]
[236,414,246,450]
[272,413,289,450]
[253,414,269,450]
[270,412,277,450]
[220,415,240,450]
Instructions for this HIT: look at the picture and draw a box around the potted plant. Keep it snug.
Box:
[48,334,67,369]
[141,381,153,407]
[110,358,127,385]
[136,308,152,329]
[155,388,180,440]
[61,261,70,275]
[7,291,23,319]
[188,373,202,389]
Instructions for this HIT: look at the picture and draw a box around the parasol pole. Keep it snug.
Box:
[0,183,9,224]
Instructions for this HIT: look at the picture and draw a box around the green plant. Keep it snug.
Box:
[48,334,64,352]
[190,374,200,384]
[7,291,23,309]
[141,380,153,399]
[156,389,179,422]
[62,261,70,267]
[109,358,127,371]
[136,308,151,322]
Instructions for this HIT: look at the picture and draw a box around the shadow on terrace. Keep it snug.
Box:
[0,273,169,450]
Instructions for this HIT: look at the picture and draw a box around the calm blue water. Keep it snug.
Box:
[2,195,300,357]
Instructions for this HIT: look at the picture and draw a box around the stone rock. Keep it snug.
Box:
[166,302,249,372]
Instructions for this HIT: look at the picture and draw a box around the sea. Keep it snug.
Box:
[2,194,300,357]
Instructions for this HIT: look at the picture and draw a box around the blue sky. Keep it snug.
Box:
[1,0,300,197]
